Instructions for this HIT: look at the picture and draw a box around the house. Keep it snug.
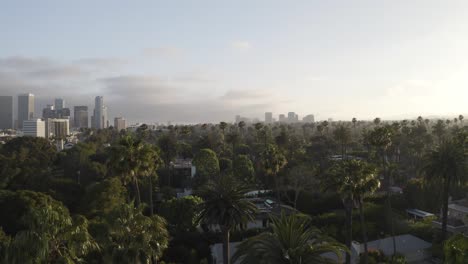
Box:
[211,242,240,264]
[406,209,435,220]
[433,198,468,235]
[358,234,432,263]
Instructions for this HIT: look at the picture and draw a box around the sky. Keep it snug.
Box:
[1,0,467,124]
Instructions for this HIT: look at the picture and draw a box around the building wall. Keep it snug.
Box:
[23,119,45,137]
[18,94,35,129]
[0,96,13,129]
[74,106,88,128]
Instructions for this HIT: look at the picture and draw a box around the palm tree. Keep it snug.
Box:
[109,136,159,207]
[261,144,287,200]
[432,120,446,144]
[198,176,257,264]
[373,117,381,126]
[459,114,464,125]
[232,213,346,264]
[324,160,379,264]
[219,121,228,137]
[333,125,351,159]
[423,139,466,240]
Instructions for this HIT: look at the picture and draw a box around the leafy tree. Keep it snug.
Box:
[423,139,466,240]
[0,190,97,264]
[282,165,317,209]
[159,195,203,232]
[193,149,220,187]
[233,155,255,184]
[232,213,346,264]
[79,178,127,218]
[158,133,178,167]
[444,234,468,263]
[91,202,169,263]
[197,176,257,264]
[0,137,56,190]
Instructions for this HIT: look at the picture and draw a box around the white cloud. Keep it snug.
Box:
[231,41,251,50]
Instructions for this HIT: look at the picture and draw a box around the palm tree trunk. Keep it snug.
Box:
[222,227,231,264]
[149,175,154,216]
[134,177,141,207]
[345,200,353,264]
[441,175,451,240]
[359,200,368,264]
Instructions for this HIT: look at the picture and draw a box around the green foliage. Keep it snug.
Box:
[232,213,347,264]
[233,155,255,184]
[79,178,127,217]
[90,202,169,263]
[0,190,97,264]
[159,195,203,232]
[192,148,220,187]
[444,234,468,263]
[0,137,56,190]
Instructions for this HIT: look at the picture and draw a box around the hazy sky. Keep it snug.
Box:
[1,0,467,123]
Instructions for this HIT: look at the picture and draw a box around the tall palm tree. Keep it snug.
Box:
[261,144,287,200]
[232,213,346,264]
[333,125,351,159]
[367,126,397,257]
[109,136,159,207]
[198,176,257,264]
[324,160,379,264]
[423,139,466,240]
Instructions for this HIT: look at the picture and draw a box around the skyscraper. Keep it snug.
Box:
[93,96,108,129]
[46,119,70,139]
[74,106,88,128]
[0,96,13,130]
[18,93,35,129]
[265,112,273,123]
[114,117,127,131]
[54,98,65,110]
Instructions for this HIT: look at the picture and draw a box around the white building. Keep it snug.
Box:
[114,117,127,131]
[23,119,45,138]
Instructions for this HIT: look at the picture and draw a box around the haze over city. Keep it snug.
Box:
[1,0,468,123]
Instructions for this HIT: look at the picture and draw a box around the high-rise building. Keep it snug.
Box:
[18,93,35,129]
[302,114,315,123]
[265,112,273,123]
[287,112,296,123]
[114,117,127,131]
[74,106,88,128]
[23,119,45,137]
[92,96,108,129]
[279,114,286,122]
[54,98,65,110]
[0,96,13,130]
[46,119,70,139]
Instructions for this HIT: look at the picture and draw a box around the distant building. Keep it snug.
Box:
[302,114,315,123]
[114,117,127,131]
[46,119,70,139]
[265,112,273,123]
[54,98,65,110]
[433,198,468,234]
[92,96,108,129]
[23,119,45,137]
[74,106,89,128]
[42,106,70,119]
[278,114,286,123]
[18,93,35,129]
[0,96,13,130]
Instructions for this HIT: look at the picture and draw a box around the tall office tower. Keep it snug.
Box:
[287,112,296,123]
[23,119,45,137]
[0,96,13,130]
[46,119,70,139]
[74,106,89,128]
[302,114,315,123]
[279,114,286,122]
[235,115,241,123]
[265,112,273,123]
[18,93,35,129]
[114,117,127,131]
[103,106,108,128]
[55,98,65,110]
[93,96,106,129]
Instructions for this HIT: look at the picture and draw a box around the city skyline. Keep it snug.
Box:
[1,1,468,123]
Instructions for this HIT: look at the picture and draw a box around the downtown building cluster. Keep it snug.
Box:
[0,94,127,138]
[235,112,315,124]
